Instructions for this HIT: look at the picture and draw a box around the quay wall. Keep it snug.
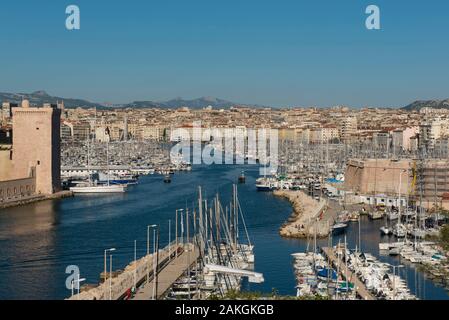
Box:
[0,173,36,203]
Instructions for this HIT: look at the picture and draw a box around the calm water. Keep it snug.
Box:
[0,164,447,300]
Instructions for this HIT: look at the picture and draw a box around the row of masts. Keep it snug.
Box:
[175,185,254,297]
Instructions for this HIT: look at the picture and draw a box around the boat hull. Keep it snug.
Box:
[70,185,127,193]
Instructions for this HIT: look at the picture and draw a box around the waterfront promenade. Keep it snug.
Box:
[133,246,200,300]
[68,242,199,300]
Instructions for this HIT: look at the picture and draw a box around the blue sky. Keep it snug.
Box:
[0,0,448,107]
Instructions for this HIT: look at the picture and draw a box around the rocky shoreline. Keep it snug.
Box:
[275,190,330,239]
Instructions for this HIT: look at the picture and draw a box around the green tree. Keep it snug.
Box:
[439,224,449,251]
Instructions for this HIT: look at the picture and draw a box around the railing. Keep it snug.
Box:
[68,239,197,300]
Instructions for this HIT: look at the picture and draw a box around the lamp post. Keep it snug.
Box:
[147,224,157,285]
[71,276,86,299]
[155,225,160,300]
[169,219,172,261]
[134,240,137,292]
[104,248,116,298]
[109,253,113,300]
[151,225,160,300]
[176,209,184,258]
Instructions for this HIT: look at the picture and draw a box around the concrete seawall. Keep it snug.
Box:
[275,190,330,239]
[0,190,73,210]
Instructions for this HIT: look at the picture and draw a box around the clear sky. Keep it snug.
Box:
[0,0,448,107]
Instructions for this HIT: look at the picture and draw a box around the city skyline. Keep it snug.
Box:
[1,0,449,107]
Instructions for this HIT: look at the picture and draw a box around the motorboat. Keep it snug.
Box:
[392,224,407,238]
[369,211,384,220]
[380,226,392,236]
[386,211,399,221]
[331,222,348,235]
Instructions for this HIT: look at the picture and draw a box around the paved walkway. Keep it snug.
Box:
[322,247,375,300]
[132,248,200,300]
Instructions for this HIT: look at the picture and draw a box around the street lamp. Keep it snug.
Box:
[133,240,137,292]
[71,276,86,299]
[147,224,157,285]
[109,253,113,300]
[104,247,116,295]
[152,225,160,300]
[168,219,172,261]
[176,209,184,257]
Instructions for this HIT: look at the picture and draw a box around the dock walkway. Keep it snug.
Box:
[67,242,199,300]
[133,247,200,300]
[322,247,375,300]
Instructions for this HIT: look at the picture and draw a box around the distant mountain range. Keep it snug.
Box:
[402,99,449,111]
[0,91,252,109]
[3,90,449,111]
[0,90,104,109]
[125,96,239,109]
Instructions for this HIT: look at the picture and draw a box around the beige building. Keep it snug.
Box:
[2,100,62,195]
[339,117,358,142]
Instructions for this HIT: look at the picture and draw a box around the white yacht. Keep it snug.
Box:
[70,184,127,194]
[70,141,128,194]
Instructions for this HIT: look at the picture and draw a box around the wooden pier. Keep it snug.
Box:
[321,247,376,300]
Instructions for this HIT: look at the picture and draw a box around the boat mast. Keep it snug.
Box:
[106,142,110,186]
[87,132,91,184]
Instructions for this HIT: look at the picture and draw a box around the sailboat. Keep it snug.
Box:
[70,141,127,194]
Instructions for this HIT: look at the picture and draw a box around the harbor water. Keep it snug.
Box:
[0,164,447,300]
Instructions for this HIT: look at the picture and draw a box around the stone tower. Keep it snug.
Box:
[11,100,61,194]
